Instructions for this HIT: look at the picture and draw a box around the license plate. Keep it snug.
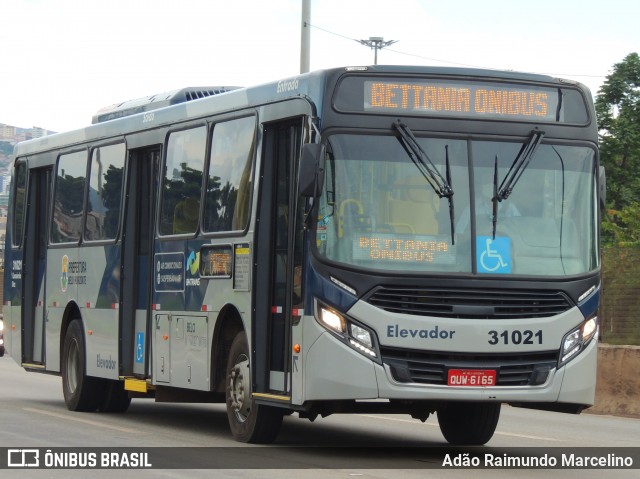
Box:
[447,369,496,387]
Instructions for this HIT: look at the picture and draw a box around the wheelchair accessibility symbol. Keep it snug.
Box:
[135,332,145,363]
[477,236,512,274]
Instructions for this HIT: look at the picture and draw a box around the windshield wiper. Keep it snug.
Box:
[394,120,454,198]
[393,120,456,244]
[496,129,545,201]
[491,154,499,239]
[444,145,455,244]
[491,129,545,238]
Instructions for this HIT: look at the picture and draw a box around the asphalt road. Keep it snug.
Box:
[0,356,638,478]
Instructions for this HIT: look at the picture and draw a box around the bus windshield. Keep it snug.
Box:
[315,133,598,277]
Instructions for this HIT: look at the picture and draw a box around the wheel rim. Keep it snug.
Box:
[228,353,251,422]
[66,338,80,394]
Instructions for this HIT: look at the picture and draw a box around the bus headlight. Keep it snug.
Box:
[350,323,373,348]
[316,304,346,335]
[559,316,598,367]
[314,299,380,361]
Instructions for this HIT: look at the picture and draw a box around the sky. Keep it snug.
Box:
[1,0,638,133]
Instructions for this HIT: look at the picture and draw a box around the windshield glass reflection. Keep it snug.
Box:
[315,134,598,277]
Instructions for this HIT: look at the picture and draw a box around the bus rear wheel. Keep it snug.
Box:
[437,402,501,445]
[61,319,104,412]
[225,331,283,443]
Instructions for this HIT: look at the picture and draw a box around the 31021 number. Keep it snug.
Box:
[487,329,543,345]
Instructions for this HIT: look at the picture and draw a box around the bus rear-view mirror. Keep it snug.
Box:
[299,143,325,197]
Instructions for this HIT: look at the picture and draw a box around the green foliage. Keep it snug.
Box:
[601,247,640,345]
[0,141,14,158]
[598,52,640,341]
[602,203,640,246]
[596,53,640,246]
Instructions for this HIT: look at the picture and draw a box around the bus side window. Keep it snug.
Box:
[12,161,28,247]
[204,116,256,233]
[158,126,207,236]
[85,143,126,241]
[173,197,200,234]
[52,151,87,244]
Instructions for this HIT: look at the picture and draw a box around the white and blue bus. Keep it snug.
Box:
[4,66,602,445]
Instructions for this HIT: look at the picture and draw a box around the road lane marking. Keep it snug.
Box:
[23,407,142,434]
[356,414,566,442]
[494,431,566,442]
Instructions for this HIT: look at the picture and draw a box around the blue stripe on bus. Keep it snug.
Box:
[578,284,600,320]
[305,265,358,312]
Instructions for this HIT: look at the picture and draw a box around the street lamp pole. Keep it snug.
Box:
[358,37,398,65]
[300,0,311,73]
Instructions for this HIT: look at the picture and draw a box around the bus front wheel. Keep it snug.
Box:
[100,380,131,413]
[225,331,283,443]
[437,402,501,445]
[61,319,104,412]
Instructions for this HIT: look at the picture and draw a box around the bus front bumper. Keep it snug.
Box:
[302,329,597,408]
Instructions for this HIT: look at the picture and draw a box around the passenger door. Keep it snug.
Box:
[254,118,305,397]
[21,165,52,365]
[121,147,160,377]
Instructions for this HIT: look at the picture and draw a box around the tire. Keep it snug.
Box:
[437,402,501,445]
[61,319,105,412]
[225,331,283,443]
[100,380,131,413]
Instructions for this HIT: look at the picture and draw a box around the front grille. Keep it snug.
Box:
[381,347,558,386]
[365,286,573,319]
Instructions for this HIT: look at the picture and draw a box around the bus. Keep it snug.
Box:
[3,66,603,445]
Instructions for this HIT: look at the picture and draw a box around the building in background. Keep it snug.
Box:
[0,122,56,142]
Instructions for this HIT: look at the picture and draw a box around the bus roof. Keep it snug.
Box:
[91,86,242,124]
[13,65,589,159]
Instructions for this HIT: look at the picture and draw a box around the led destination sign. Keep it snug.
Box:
[200,245,232,278]
[365,80,558,121]
[354,234,456,265]
[335,75,589,123]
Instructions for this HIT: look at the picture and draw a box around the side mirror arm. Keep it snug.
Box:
[599,166,606,210]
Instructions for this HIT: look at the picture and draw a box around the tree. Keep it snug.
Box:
[595,52,640,246]
[0,141,14,156]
